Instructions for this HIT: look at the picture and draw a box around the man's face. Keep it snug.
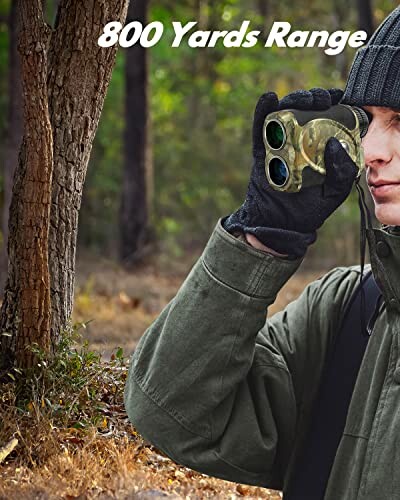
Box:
[362,106,400,226]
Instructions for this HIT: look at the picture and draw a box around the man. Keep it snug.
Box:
[124,7,400,500]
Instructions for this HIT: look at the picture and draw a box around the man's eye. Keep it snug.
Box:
[389,114,400,127]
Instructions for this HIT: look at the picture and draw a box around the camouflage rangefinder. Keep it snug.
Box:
[263,104,369,192]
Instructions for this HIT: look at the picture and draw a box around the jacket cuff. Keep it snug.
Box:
[201,219,303,299]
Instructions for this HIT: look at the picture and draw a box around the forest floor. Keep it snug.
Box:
[0,251,325,500]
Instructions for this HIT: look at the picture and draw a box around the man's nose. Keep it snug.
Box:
[362,125,392,168]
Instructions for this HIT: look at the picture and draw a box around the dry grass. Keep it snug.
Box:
[0,437,283,499]
[0,254,325,499]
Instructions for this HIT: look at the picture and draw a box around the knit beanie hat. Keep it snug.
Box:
[342,6,400,108]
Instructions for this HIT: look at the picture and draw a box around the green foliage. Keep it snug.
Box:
[2,322,128,431]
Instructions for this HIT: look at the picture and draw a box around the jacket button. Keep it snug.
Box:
[394,367,400,385]
[376,240,391,258]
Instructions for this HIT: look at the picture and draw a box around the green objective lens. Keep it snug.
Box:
[265,120,285,149]
[268,157,289,187]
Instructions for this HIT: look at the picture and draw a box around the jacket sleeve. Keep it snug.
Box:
[123,219,360,489]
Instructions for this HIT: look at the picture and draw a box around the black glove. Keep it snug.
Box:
[223,88,359,258]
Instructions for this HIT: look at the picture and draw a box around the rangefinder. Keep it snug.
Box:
[263,104,369,192]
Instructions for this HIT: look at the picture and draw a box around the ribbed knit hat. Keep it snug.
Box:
[342,7,400,108]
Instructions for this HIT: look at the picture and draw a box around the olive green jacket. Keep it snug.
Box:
[124,220,400,499]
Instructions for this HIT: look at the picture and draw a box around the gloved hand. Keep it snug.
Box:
[223,88,359,258]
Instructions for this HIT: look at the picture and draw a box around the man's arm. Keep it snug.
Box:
[124,220,360,489]
[244,232,289,256]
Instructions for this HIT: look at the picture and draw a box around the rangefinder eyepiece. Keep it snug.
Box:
[263,104,369,192]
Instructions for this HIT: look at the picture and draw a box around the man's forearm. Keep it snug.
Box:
[124,220,302,443]
[245,233,290,257]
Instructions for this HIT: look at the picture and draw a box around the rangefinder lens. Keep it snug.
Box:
[268,157,289,187]
[265,120,285,150]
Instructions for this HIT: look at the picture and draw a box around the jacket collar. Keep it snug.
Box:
[367,226,400,312]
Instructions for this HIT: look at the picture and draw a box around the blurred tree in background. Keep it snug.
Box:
[119,0,152,266]
[0,0,396,272]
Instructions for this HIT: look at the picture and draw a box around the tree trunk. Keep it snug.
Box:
[119,0,151,265]
[356,0,374,39]
[0,2,23,294]
[1,0,129,370]
[1,0,53,369]
[333,0,349,81]
[46,0,128,347]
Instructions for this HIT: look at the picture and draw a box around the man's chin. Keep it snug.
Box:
[375,203,400,226]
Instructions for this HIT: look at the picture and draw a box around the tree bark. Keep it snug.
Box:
[119,0,151,265]
[1,2,23,294]
[1,0,129,370]
[1,0,53,369]
[46,0,128,346]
